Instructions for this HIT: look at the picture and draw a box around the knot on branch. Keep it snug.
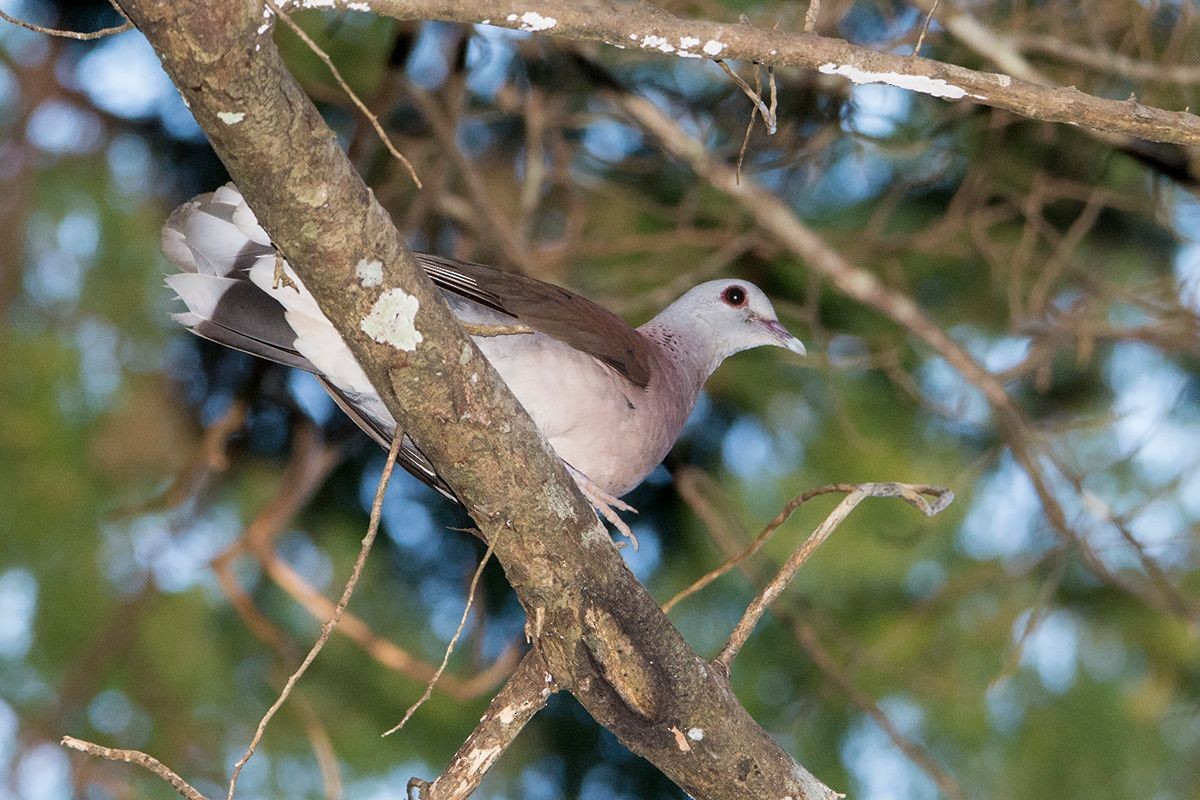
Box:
[579,600,669,720]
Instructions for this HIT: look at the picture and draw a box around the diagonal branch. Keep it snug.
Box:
[114,1,839,797]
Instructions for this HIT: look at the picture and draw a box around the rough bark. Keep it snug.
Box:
[113,0,838,797]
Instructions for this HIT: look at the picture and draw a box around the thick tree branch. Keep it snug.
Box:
[347,0,1200,145]
[114,1,837,797]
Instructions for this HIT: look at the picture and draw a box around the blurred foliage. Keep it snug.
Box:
[1,0,1199,798]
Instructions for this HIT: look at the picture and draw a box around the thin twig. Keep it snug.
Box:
[802,0,821,33]
[461,321,536,337]
[715,59,777,135]
[734,72,760,185]
[263,0,421,188]
[914,0,940,57]
[676,470,967,800]
[714,482,953,670]
[384,530,499,736]
[663,483,863,613]
[61,736,208,800]
[226,435,402,800]
[991,555,1067,688]
[0,0,131,40]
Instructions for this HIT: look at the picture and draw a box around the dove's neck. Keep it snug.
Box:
[637,311,726,401]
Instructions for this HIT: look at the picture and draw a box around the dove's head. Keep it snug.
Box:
[659,279,805,360]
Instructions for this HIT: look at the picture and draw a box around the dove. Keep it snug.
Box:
[163,184,805,541]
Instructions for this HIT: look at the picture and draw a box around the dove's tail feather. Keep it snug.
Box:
[161,185,317,373]
[163,184,467,505]
[161,184,379,395]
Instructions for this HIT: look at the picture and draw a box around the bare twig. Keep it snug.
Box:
[0,0,131,40]
[384,531,500,736]
[676,471,968,800]
[663,483,864,614]
[264,0,421,188]
[714,482,953,670]
[61,736,208,800]
[715,59,778,135]
[914,0,940,56]
[461,322,536,337]
[802,0,820,33]
[226,435,402,800]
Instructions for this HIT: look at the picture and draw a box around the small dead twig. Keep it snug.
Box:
[717,58,778,183]
[914,0,941,57]
[0,0,131,40]
[803,0,821,33]
[460,321,536,337]
[677,470,967,800]
[715,59,777,135]
[714,482,953,670]
[226,435,402,800]
[61,736,208,800]
[663,483,864,613]
[263,0,421,188]
[384,530,500,736]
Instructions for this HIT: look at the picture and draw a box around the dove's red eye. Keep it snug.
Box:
[721,285,747,307]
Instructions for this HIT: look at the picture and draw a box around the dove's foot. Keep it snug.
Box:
[567,466,640,551]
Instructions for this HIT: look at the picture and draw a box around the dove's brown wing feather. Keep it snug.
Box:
[416,254,654,388]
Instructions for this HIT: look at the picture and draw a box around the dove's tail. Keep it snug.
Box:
[162,184,459,503]
[162,183,384,396]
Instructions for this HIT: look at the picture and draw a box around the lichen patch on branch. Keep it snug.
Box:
[355,258,383,288]
[818,62,968,99]
[506,11,556,31]
[360,288,422,350]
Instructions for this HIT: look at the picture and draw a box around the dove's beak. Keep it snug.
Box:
[759,317,807,356]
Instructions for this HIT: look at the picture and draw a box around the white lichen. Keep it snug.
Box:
[702,39,726,55]
[641,34,675,53]
[687,727,704,741]
[355,258,383,288]
[514,11,557,31]
[360,289,422,350]
[217,111,245,125]
[465,746,501,775]
[817,62,968,99]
